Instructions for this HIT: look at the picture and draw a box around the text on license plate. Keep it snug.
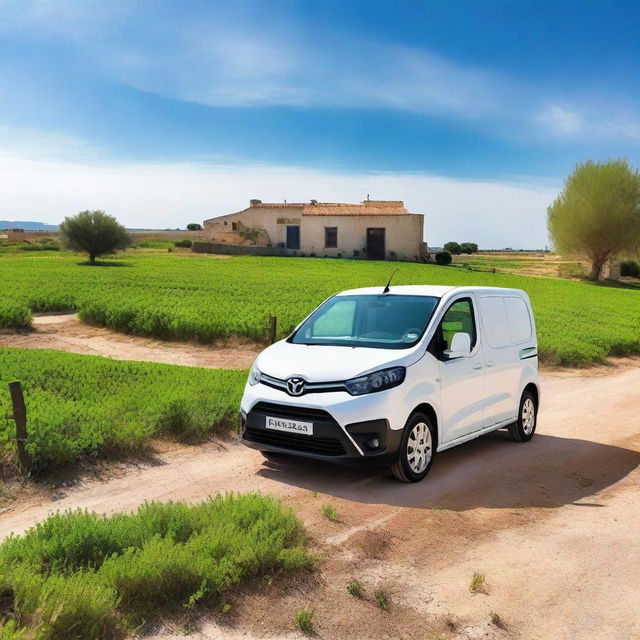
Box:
[265,416,314,436]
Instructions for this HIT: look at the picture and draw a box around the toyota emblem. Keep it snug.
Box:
[286,377,305,396]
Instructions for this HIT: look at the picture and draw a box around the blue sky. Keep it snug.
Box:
[0,0,639,247]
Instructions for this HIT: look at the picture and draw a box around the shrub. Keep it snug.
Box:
[174,239,193,248]
[321,504,339,522]
[435,251,452,266]
[620,260,640,278]
[460,242,478,254]
[375,591,390,610]
[346,579,364,597]
[295,609,314,634]
[0,494,310,639]
[469,571,486,593]
[444,241,463,255]
[16,243,59,252]
[0,348,245,473]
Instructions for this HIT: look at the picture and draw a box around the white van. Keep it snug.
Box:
[240,285,539,482]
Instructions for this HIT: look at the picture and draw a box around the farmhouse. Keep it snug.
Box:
[201,199,426,261]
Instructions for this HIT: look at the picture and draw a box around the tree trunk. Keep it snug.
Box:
[89,254,96,264]
[589,259,604,280]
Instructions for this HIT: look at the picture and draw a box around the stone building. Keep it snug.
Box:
[201,199,426,261]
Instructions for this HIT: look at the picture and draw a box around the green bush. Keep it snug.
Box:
[0,494,310,639]
[15,243,59,252]
[173,239,193,248]
[435,251,452,266]
[0,348,245,473]
[620,260,640,278]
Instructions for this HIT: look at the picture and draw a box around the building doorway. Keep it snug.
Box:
[286,225,300,250]
[366,228,386,259]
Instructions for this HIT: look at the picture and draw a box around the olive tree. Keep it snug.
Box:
[460,242,478,254]
[443,241,462,255]
[547,159,640,280]
[60,210,131,264]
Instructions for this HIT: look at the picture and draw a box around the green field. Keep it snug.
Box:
[1,251,639,364]
[0,493,309,640]
[0,348,245,473]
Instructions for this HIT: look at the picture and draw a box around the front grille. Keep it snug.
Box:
[252,402,333,421]
[244,425,346,456]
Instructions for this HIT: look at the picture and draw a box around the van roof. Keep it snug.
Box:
[336,285,527,298]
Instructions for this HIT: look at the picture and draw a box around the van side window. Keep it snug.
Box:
[479,297,510,348]
[504,297,532,343]
[439,298,477,350]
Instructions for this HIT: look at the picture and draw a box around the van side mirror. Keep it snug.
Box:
[444,332,471,360]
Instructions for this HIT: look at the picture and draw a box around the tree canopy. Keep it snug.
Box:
[548,159,640,280]
[443,241,462,255]
[59,211,131,264]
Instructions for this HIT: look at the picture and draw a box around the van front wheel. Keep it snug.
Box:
[508,390,537,442]
[391,412,436,483]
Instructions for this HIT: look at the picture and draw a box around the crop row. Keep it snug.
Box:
[1,252,639,364]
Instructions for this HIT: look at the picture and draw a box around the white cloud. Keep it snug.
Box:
[2,0,639,145]
[537,105,585,137]
[0,149,557,249]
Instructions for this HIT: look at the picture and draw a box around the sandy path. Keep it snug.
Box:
[0,313,261,369]
[1,362,639,639]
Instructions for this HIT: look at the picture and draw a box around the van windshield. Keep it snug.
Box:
[290,294,440,349]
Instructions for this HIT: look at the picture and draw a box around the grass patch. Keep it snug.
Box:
[295,609,315,634]
[346,579,364,598]
[469,571,487,594]
[0,493,310,639]
[320,504,340,522]
[490,610,507,630]
[0,252,638,364]
[0,348,245,474]
[375,590,390,611]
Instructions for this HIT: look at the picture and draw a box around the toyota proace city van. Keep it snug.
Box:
[240,285,539,482]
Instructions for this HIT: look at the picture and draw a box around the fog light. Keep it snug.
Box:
[365,438,380,450]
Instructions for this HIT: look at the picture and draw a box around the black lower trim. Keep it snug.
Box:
[241,403,403,464]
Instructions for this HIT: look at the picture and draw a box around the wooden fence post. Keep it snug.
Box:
[269,316,277,344]
[8,381,31,476]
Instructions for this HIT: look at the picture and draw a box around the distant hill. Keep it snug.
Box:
[0,221,58,231]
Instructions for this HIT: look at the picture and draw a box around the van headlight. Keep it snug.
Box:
[344,366,406,396]
[248,363,262,386]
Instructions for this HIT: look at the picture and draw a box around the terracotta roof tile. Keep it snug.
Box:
[253,200,409,216]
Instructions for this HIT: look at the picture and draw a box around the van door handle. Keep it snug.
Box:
[486,361,495,367]
[472,363,483,370]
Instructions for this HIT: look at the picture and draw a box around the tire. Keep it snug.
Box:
[508,390,537,442]
[391,412,437,483]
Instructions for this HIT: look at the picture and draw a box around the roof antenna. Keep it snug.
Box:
[382,268,398,294]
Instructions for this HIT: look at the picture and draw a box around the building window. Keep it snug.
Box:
[324,227,338,248]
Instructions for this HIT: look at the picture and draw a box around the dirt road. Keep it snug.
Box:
[1,358,638,639]
[0,313,261,369]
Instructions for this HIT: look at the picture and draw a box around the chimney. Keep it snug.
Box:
[249,199,262,207]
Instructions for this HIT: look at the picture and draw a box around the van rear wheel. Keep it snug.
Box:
[391,412,436,483]
[508,390,537,442]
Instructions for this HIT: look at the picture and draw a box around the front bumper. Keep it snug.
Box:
[240,402,402,464]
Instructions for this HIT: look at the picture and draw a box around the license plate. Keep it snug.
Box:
[265,416,314,436]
